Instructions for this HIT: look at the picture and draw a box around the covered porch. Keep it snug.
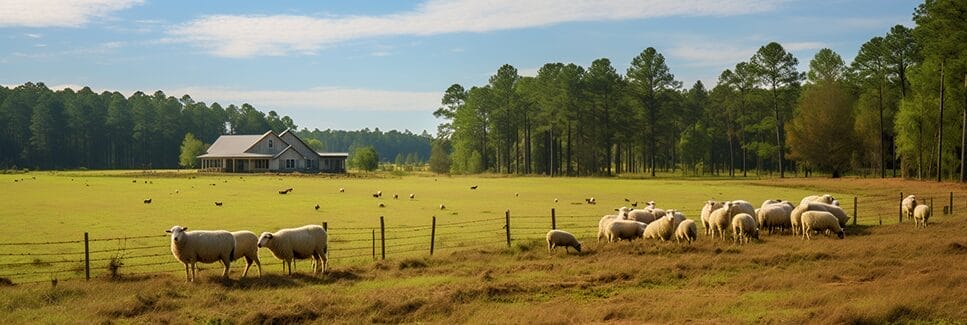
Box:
[199,157,270,173]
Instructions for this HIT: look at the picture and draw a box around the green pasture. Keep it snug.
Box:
[0,171,894,283]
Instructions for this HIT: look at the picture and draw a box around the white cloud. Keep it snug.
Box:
[517,67,540,77]
[25,33,43,38]
[167,87,441,113]
[0,0,142,28]
[168,0,779,58]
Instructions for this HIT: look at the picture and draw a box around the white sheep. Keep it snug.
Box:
[729,200,755,218]
[597,215,617,242]
[628,209,658,224]
[791,202,850,235]
[731,213,758,245]
[675,219,697,245]
[231,231,262,278]
[607,220,647,242]
[643,214,676,241]
[757,201,794,235]
[800,194,835,206]
[902,195,918,222]
[546,230,582,253]
[801,211,845,240]
[760,199,784,208]
[167,226,235,282]
[708,201,734,241]
[913,204,930,228]
[258,225,328,276]
[701,200,725,236]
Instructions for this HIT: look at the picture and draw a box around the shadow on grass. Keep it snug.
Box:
[206,267,365,290]
[845,224,874,236]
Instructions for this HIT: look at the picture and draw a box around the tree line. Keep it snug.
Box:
[295,128,431,164]
[431,0,966,180]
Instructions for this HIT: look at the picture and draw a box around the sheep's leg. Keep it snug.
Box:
[222,257,231,278]
[241,256,252,278]
[255,257,262,278]
[184,263,191,282]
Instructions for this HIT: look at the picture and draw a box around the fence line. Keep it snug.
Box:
[1,191,962,285]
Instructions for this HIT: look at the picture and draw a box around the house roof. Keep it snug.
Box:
[318,152,349,158]
[279,129,321,158]
[201,134,265,156]
[273,145,307,159]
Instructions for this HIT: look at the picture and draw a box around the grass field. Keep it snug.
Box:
[1,171,966,323]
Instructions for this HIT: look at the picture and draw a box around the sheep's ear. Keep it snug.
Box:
[183,227,188,231]
[165,230,172,233]
[613,208,619,211]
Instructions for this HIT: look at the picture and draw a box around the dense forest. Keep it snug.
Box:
[432,0,966,180]
[0,84,431,170]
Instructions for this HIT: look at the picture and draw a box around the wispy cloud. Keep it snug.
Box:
[168,0,780,58]
[0,0,143,28]
[168,87,440,113]
[783,42,827,51]
[25,33,43,39]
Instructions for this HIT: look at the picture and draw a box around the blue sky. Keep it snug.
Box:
[1,0,921,135]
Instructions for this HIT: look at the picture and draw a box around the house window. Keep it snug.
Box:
[285,159,295,169]
[268,139,274,148]
[306,159,313,169]
[255,160,268,169]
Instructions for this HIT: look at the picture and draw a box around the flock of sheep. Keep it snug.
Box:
[166,224,328,282]
[547,193,932,254]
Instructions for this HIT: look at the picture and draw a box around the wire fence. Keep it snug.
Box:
[0,190,961,285]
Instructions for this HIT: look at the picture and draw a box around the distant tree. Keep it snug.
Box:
[851,38,891,178]
[627,47,681,177]
[429,139,451,173]
[786,81,856,177]
[351,146,379,172]
[808,48,847,83]
[305,138,324,152]
[178,133,206,168]
[751,42,804,178]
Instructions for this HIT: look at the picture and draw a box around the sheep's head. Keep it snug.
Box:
[821,194,834,204]
[836,230,845,239]
[257,232,274,248]
[617,207,632,219]
[166,226,187,243]
[574,242,582,252]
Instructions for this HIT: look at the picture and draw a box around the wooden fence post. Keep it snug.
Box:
[84,232,90,281]
[899,192,903,224]
[551,208,556,230]
[371,229,376,261]
[430,216,436,256]
[380,216,386,260]
[950,192,954,214]
[853,197,858,226]
[505,210,511,247]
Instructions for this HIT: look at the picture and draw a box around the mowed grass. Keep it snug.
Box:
[1,171,966,322]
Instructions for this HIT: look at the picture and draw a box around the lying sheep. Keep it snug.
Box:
[546,230,582,253]
[258,225,328,276]
[801,211,845,240]
[167,226,235,282]
[731,213,758,245]
[675,219,697,245]
[701,200,725,236]
[902,195,917,222]
[708,201,734,241]
[607,220,647,242]
[231,231,262,278]
[757,201,794,235]
[643,214,676,241]
[913,205,930,228]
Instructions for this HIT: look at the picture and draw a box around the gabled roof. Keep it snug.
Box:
[198,133,272,158]
[242,130,278,153]
[279,129,320,158]
[273,145,308,159]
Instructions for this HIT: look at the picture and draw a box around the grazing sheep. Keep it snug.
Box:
[546,230,582,253]
[708,202,734,241]
[607,220,647,242]
[214,201,223,207]
[791,202,850,235]
[701,201,725,236]
[731,213,759,245]
[167,226,235,282]
[913,205,930,228]
[757,202,794,235]
[729,200,755,218]
[314,204,320,210]
[902,195,918,222]
[675,219,698,245]
[470,185,478,190]
[629,209,658,224]
[800,194,835,206]
[393,194,398,199]
[231,231,262,278]
[372,192,380,198]
[339,187,345,193]
[279,189,288,195]
[597,215,617,242]
[258,225,328,275]
[378,203,385,208]
[643,215,676,241]
[409,193,415,199]
[585,197,596,205]
[439,203,446,210]
[800,211,845,240]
